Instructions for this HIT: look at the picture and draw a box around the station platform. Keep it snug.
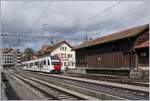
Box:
[2,72,45,100]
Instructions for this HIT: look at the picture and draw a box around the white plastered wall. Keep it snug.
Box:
[51,43,75,70]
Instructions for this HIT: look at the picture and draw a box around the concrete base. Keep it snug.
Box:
[66,68,149,82]
[1,81,7,100]
[65,68,87,74]
[130,70,149,82]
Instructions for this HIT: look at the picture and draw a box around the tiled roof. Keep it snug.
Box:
[74,24,149,50]
[39,44,52,53]
[49,40,73,52]
[135,40,149,49]
[37,40,73,56]
[2,48,16,54]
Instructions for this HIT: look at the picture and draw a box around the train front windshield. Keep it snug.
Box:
[51,56,61,71]
[51,56,61,65]
[51,61,61,65]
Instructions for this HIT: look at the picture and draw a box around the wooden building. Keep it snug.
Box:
[135,40,149,70]
[74,24,149,76]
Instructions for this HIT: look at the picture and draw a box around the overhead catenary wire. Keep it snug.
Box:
[0,33,83,41]
[21,1,44,35]
[87,15,149,38]
[23,1,53,35]
[82,2,148,38]
[78,1,121,25]
[16,1,44,48]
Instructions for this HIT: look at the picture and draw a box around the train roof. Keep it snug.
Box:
[22,55,60,64]
[22,56,50,64]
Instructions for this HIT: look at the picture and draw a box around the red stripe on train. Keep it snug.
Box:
[54,64,61,71]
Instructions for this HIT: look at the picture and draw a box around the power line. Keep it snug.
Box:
[84,1,148,37]
[1,33,82,41]
[21,1,44,35]
[108,15,149,31]
[79,1,121,24]
[24,1,53,35]
[88,15,148,37]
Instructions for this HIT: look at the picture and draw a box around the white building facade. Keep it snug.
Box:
[51,42,75,70]
[37,41,76,70]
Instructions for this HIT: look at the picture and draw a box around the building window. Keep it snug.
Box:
[61,54,66,58]
[112,43,119,50]
[71,62,74,66]
[60,47,67,51]
[68,54,72,58]
[64,62,67,66]
[68,62,70,66]
[140,52,147,57]
[64,47,67,50]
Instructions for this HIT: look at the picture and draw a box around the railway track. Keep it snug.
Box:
[14,69,149,100]
[40,74,149,100]
[64,73,149,87]
[8,72,93,100]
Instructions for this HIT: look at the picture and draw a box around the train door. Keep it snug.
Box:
[50,56,61,72]
[43,60,46,71]
[47,59,51,72]
[39,61,43,71]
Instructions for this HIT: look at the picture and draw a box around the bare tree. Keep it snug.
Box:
[23,48,34,61]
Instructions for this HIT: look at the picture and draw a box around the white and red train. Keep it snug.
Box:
[22,56,62,73]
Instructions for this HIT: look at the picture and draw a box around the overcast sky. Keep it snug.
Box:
[1,1,150,51]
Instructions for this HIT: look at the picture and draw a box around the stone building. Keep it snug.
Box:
[2,48,17,68]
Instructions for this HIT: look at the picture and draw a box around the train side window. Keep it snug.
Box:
[47,59,50,65]
[35,62,38,65]
[44,60,46,65]
[41,61,44,68]
[29,63,31,67]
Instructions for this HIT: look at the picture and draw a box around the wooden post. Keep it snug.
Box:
[135,54,139,71]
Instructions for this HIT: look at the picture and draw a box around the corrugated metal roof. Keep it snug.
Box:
[74,24,149,50]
